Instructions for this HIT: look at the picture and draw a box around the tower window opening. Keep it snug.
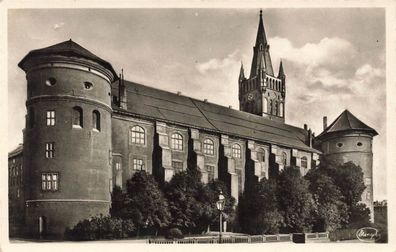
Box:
[336,142,344,148]
[41,172,58,191]
[279,102,284,117]
[171,133,183,151]
[45,77,57,87]
[357,142,363,147]
[130,126,145,145]
[92,110,101,131]
[45,142,55,159]
[203,138,215,155]
[46,110,55,126]
[72,106,83,128]
[84,81,93,90]
[274,101,278,116]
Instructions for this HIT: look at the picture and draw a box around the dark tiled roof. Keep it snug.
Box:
[112,80,320,153]
[317,110,378,139]
[8,144,23,158]
[18,40,117,79]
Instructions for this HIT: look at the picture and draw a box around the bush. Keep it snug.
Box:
[329,228,357,241]
[64,215,135,241]
[165,228,184,240]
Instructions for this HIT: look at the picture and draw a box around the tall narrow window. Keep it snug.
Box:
[41,172,58,191]
[205,165,215,181]
[132,158,144,171]
[257,148,266,163]
[45,142,55,159]
[92,110,101,131]
[131,126,145,145]
[171,133,183,151]
[279,102,284,117]
[203,139,215,155]
[29,108,35,128]
[236,169,243,194]
[269,100,273,115]
[72,106,83,128]
[281,152,287,166]
[232,144,241,159]
[263,98,268,113]
[274,101,278,116]
[301,156,308,169]
[46,110,55,126]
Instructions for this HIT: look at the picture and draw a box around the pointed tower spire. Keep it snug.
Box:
[250,10,274,78]
[278,60,285,78]
[255,9,268,47]
[239,61,245,81]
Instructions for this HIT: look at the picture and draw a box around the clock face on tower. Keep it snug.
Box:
[247,93,254,101]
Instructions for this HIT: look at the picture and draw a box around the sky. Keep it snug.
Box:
[7,8,386,200]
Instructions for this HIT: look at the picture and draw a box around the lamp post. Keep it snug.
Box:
[216,190,225,244]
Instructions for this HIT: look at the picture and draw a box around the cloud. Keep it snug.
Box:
[196,50,239,74]
[53,22,65,30]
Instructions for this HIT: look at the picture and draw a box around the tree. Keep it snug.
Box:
[318,158,370,228]
[164,167,236,234]
[277,166,315,233]
[111,171,171,236]
[237,178,283,234]
[305,167,348,231]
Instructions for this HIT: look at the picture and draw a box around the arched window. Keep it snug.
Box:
[257,148,266,163]
[269,100,273,114]
[301,156,308,169]
[203,139,214,155]
[72,106,83,128]
[131,126,145,145]
[263,98,268,113]
[274,101,278,116]
[171,133,183,151]
[281,152,287,166]
[92,110,101,131]
[232,144,241,158]
[279,102,284,117]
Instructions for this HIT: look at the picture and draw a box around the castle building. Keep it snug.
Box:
[8,11,376,238]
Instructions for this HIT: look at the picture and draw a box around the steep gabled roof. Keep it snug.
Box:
[112,80,320,154]
[18,40,117,79]
[317,110,378,139]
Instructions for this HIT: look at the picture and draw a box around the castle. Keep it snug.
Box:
[8,11,377,239]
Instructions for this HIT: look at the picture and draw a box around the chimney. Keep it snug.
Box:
[204,99,208,103]
[177,91,181,96]
[119,69,127,109]
[308,128,312,147]
[323,116,327,130]
[304,124,308,131]
[229,105,232,109]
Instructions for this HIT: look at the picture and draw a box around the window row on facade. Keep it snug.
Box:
[263,98,284,117]
[9,165,23,186]
[28,107,101,131]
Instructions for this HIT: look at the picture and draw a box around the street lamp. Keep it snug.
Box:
[216,190,225,244]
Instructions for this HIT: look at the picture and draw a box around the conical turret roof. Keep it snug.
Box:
[317,110,378,139]
[18,39,117,79]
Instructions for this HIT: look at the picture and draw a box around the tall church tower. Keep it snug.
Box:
[239,10,286,123]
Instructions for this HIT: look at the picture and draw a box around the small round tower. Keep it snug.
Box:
[315,110,378,222]
[18,40,117,238]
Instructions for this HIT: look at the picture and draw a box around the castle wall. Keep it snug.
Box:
[111,115,155,188]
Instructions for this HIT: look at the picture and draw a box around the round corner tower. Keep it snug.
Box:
[315,110,378,222]
[19,40,118,238]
